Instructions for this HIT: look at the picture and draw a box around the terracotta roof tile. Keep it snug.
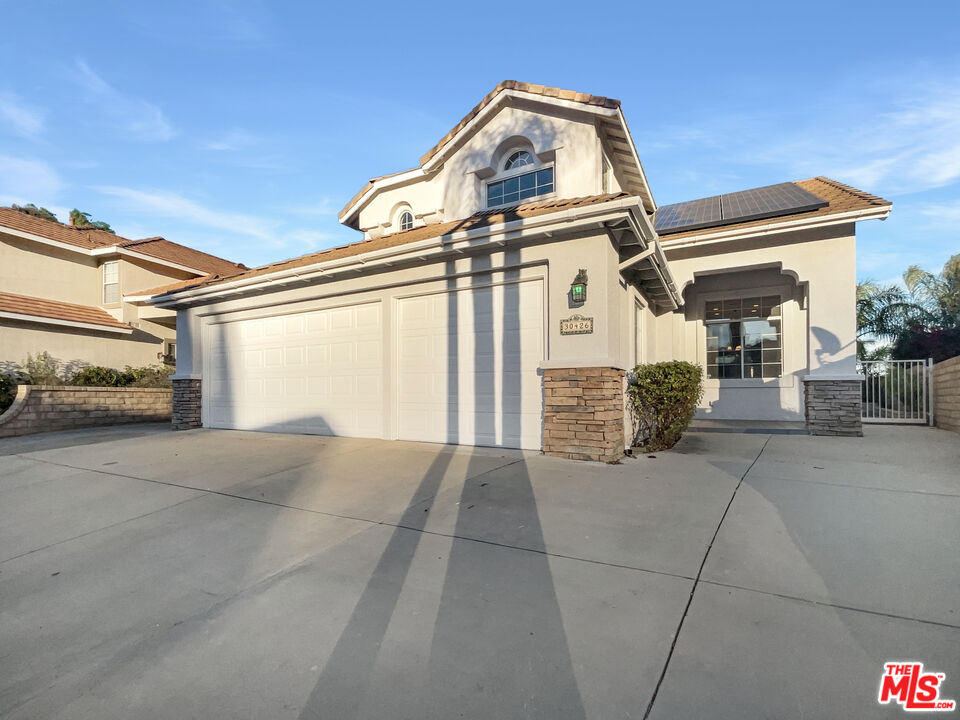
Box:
[154,193,632,297]
[0,207,245,275]
[658,177,891,241]
[0,291,131,330]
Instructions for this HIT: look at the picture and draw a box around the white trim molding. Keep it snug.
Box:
[0,310,133,334]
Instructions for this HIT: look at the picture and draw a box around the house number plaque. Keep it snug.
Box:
[560,314,594,335]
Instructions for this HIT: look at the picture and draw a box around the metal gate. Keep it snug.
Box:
[857,359,934,425]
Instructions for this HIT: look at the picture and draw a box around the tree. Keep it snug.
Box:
[69,208,115,234]
[11,203,58,223]
[856,280,923,358]
[892,254,960,362]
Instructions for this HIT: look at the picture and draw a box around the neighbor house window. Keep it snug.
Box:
[602,153,612,194]
[487,167,554,207]
[102,261,119,304]
[705,296,782,379]
[399,211,414,231]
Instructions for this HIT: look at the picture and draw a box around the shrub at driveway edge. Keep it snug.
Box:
[626,361,704,452]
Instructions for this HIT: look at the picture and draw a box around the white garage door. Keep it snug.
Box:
[397,280,544,450]
[204,302,383,436]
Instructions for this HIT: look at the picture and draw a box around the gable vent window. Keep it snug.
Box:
[487,167,554,207]
[504,150,534,170]
[399,211,414,231]
[102,261,119,304]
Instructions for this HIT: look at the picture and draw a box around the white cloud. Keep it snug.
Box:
[0,156,63,205]
[919,202,960,222]
[203,128,260,151]
[74,60,175,142]
[0,92,44,138]
[96,186,279,242]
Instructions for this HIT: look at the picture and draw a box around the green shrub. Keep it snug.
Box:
[18,351,65,385]
[626,361,704,451]
[0,374,16,414]
[70,366,129,387]
[124,364,174,388]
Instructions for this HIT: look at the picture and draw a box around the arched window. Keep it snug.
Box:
[399,211,414,231]
[504,150,534,170]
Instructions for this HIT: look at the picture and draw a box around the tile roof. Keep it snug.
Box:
[0,207,245,275]
[657,177,891,242]
[152,193,633,297]
[340,81,622,221]
[0,291,131,330]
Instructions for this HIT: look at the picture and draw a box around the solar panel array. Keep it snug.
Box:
[654,182,828,235]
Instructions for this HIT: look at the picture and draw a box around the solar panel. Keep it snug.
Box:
[654,182,828,236]
[653,195,721,233]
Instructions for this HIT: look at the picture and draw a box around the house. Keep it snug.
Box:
[0,207,244,372]
[147,81,891,460]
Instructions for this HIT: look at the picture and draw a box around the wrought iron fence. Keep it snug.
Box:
[856,359,933,425]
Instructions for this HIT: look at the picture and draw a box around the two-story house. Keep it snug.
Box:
[0,207,244,372]
[146,81,891,459]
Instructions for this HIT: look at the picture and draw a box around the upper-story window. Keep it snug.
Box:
[399,211,414,231]
[102,260,119,304]
[504,150,534,170]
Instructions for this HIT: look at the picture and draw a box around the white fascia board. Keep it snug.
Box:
[91,246,207,276]
[0,226,96,257]
[152,198,654,308]
[659,206,892,250]
[338,91,623,226]
[614,106,657,212]
[0,310,133,334]
[0,224,208,276]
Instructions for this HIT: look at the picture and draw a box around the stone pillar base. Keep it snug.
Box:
[803,377,863,436]
[172,378,202,430]
[542,367,625,462]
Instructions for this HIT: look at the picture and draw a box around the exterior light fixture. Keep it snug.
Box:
[571,269,588,303]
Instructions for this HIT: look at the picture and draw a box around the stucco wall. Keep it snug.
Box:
[651,223,858,421]
[1,321,165,372]
[933,355,960,433]
[356,102,619,236]
[0,385,171,438]
[1,233,100,305]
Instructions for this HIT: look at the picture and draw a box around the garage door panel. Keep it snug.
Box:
[397,280,543,450]
[204,302,383,437]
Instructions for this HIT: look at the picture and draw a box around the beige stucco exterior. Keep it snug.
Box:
[1,228,196,372]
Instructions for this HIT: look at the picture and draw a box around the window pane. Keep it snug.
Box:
[518,172,535,190]
[744,364,763,379]
[705,301,722,320]
[502,191,519,204]
[518,187,536,200]
[721,363,742,379]
[487,182,503,204]
[706,350,718,364]
[506,151,533,169]
[722,299,742,320]
[103,283,119,304]
[743,297,762,317]
[762,364,781,378]
[538,183,553,195]
[763,348,781,363]
[744,349,762,365]
[707,365,719,379]
[536,168,553,185]
[103,261,118,283]
[503,176,519,194]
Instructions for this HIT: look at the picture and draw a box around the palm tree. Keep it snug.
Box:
[904,254,960,329]
[856,281,923,358]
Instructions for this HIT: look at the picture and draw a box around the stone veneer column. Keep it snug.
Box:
[171,378,202,430]
[542,367,625,462]
[803,378,862,436]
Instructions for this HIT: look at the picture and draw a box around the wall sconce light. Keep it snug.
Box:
[570,269,588,303]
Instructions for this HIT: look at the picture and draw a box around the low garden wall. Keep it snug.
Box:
[0,385,172,439]
[933,356,960,434]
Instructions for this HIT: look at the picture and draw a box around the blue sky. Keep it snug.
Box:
[1,0,957,285]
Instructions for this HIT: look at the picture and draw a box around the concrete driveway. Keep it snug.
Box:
[1,424,957,719]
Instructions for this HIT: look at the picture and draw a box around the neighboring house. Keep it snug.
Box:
[0,207,245,372]
[148,81,891,458]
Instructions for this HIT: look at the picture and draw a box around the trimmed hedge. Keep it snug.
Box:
[626,361,704,451]
[0,374,15,414]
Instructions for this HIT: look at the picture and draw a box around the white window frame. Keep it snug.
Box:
[398,210,414,231]
[483,146,556,209]
[703,293,784,381]
[102,260,120,305]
